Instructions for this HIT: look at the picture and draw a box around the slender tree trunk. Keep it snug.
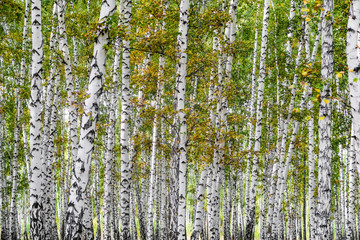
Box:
[103,22,121,240]
[65,0,116,238]
[147,58,163,240]
[347,129,356,239]
[205,35,218,240]
[176,0,190,239]
[259,163,269,240]
[191,167,208,240]
[158,4,168,240]
[45,51,61,240]
[245,2,260,209]
[347,2,360,239]
[10,1,30,237]
[40,5,59,239]
[209,49,225,240]
[10,103,20,240]
[245,0,270,238]
[94,142,101,240]
[158,52,168,240]
[119,1,133,239]
[316,0,333,238]
[58,0,79,182]
[223,176,230,240]
[303,154,307,240]
[29,0,45,236]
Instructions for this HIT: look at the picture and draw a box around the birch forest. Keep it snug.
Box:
[1,0,360,239]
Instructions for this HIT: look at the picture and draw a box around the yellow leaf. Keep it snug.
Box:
[336,72,342,78]
[302,69,308,77]
[315,88,320,93]
[306,116,311,121]
[350,69,354,72]
[306,17,311,22]
[320,116,325,120]
[324,99,329,104]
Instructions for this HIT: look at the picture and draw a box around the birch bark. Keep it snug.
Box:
[103,18,121,240]
[245,0,270,238]
[306,10,323,240]
[29,0,45,236]
[10,0,30,238]
[176,0,190,238]
[316,0,334,238]
[65,0,116,238]
[10,100,20,240]
[245,2,260,211]
[41,5,59,238]
[347,129,356,239]
[147,57,163,240]
[119,1,133,239]
[58,0,79,173]
[347,1,360,239]
[191,167,208,240]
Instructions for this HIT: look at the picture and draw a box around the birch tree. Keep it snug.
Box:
[29,0,45,236]
[119,0,133,238]
[65,0,116,237]
[316,0,334,239]
[176,0,190,238]
[347,1,360,238]
[245,0,270,238]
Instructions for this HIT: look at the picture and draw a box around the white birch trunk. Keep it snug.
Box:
[245,2,260,210]
[65,0,116,238]
[58,0,79,172]
[347,129,356,239]
[176,0,190,238]
[119,0,132,238]
[205,36,218,240]
[306,8,322,240]
[159,53,168,240]
[10,101,20,240]
[316,0,333,238]
[307,86,317,240]
[41,5,59,238]
[191,167,208,240]
[45,53,61,240]
[205,160,213,240]
[10,1,30,237]
[285,0,296,62]
[103,19,121,240]
[209,49,225,240]
[94,145,101,240]
[245,0,270,238]
[147,59,163,240]
[347,2,360,239]
[29,0,45,236]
